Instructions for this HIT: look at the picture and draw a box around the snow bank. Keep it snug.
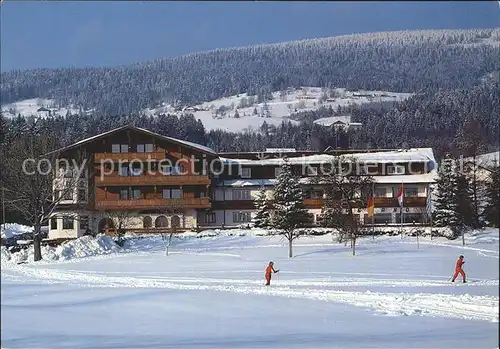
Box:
[178,226,456,239]
[465,228,499,245]
[1,235,121,265]
[1,246,11,262]
[1,223,33,239]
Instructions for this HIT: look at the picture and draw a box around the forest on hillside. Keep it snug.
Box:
[1,29,499,115]
[1,78,498,160]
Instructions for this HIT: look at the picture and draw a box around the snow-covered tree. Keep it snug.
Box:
[270,158,312,257]
[484,166,499,227]
[454,117,486,227]
[253,186,271,229]
[433,154,474,241]
[261,101,271,118]
[433,155,460,229]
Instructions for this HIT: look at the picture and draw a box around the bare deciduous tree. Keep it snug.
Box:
[315,156,374,256]
[105,210,137,247]
[161,202,183,256]
[4,123,88,261]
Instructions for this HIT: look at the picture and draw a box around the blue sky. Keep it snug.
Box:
[1,1,499,72]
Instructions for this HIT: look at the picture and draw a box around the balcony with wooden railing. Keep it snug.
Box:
[211,200,255,210]
[304,198,324,208]
[374,197,427,207]
[95,197,211,210]
[94,151,166,163]
[95,174,211,186]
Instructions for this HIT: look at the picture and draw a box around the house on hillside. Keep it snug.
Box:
[313,115,363,131]
[37,107,51,118]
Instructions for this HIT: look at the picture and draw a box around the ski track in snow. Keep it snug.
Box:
[415,241,499,259]
[6,265,499,323]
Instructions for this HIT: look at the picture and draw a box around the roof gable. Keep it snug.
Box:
[47,124,218,156]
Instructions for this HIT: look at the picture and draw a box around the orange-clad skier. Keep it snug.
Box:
[265,261,279,286]
[451,255,466,283]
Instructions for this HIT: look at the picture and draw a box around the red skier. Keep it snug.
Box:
[451,255,466,283]
[265,261,279,286]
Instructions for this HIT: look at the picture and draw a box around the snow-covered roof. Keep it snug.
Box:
[222,148,436,166]
[218,179,276,187]
[313,116,352,127]
[216,171,436,187]
[265,148,297,153]
[46,124,218,156]
[372,171,437,184]
[464,151,499,169]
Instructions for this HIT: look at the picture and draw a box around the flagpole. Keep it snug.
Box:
[372,182,375,239]
[400,182,404,239]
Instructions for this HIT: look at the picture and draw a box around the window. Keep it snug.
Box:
[171,189,183,199]
[62,217,74,230]
[311,190,323,199]
[274,167,282,178]
[387,165,405,175]
[137,144,153,153]
[171,165,184,175]
[80,216,89,231]
[233,211,251,223]
[112,144,121,153]
[130,163,142,176]
[374,188,387,197]
[63,190,73,200]
[373,213,392,225]
[162,189,183,199]
[204,212,216,224]
[240,168,251,178]
[160,164,171,175]
[132,189,141,199]
[119,189,129,200]
[120,144,128,153]
[143,216,153,228]
[50,217,57,230]
[155,216,168,228]
[404,187,419,197]
[171,215,181,228]
[77,189,86,202]
[233,189,251,200]
[119,163,129,176]
[306,166,318,176]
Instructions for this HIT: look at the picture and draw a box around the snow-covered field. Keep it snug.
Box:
[143,87,412,132]
[1,98,86,119]
[1,229,498,348]
[3,88,411,133]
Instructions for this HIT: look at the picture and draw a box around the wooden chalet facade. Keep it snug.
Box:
[48,125,437,239]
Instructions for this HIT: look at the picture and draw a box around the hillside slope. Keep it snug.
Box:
[1,28,499,116]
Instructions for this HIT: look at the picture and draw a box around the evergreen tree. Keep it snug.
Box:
[455,172,475,228]
[253,186,271,228]
[262,101,271,118]
[433,155,461,231]
[484,166,500,227]
[270,158,312,257]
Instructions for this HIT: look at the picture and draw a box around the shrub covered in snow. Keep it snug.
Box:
[1,234,121,264]
[1,223,33,239]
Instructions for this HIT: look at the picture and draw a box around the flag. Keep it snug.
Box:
[396,185,404,208]
[367,197,375,217]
